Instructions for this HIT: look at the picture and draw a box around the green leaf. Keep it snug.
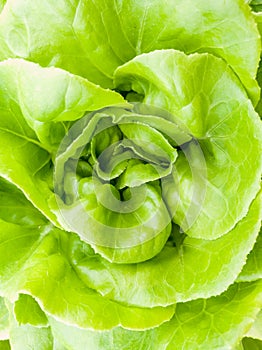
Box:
[246,310,262,340]
[237,230,262,282]
[0,2,261,346]
[0,1,259,102]
[0,58,126,149]
[52,180,172,264]
[0,341,11,350]
[115,50,262,240]
[242,337,262,350]
[6,301,53,350]
[52,107,175,263]
[70,191,262,307]
[250,0,262,12]
[0,297,9,341]
[49,281,262,350]
[14,294,48,327]
[0,221,175,330]
[9,324,53,350]
[0,59,126,227]
[0,0,5,13]
[0,177,47,227]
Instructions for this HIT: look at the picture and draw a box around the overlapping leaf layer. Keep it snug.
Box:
[0,1,261,349]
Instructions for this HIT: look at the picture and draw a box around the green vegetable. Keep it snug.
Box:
[0,1,261,349]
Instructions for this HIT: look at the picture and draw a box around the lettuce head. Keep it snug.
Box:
[0,1,261,349]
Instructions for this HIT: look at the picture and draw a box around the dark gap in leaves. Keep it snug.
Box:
[167,223,187,248]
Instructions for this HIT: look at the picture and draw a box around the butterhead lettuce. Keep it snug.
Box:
[0,1,261,349]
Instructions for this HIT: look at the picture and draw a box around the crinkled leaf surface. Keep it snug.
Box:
[6,295,68,350]
[246,309,262,340]
[51,106,179,263]
[0,179,175,331]
[14,294,48,327]
[0,1,261,348]
[70,191,262,307]
[49,281,262,350]
[0,0,259,102]
[6,301,53,350]
[0,59,126,225]
[237,230,262,282]
[115,50,262,240]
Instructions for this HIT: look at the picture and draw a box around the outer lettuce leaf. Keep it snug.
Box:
[246,310,262,340]
[0,0,5,12]
[242,337,262,349]
[255,57,262,115]
[0,177,47,227]
[0,58,126,148]
[69,191,261,307]
[0,341,11,350]
[7,295,67,350]
[0,297,9,340]
[0,179,175,331]
[0,0,259,103]
[6,301,53,350]
[49,281,262,350]
[9,323,53,350]
[0,233,176,331]
[115,50,262,240]
[14,294,48,327]
[237,230,262,282]
[250,0,262,12]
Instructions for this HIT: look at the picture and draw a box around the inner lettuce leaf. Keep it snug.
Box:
[0,0,259,103]
[51,105,180,263]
